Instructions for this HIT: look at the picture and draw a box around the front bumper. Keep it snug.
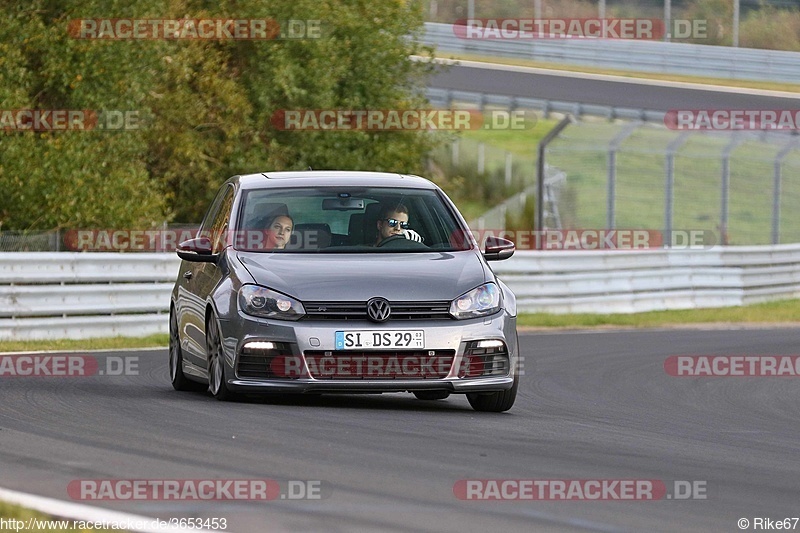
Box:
[218,311,519,395]
[228,375,514,394]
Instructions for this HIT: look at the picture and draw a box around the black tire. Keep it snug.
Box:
[413,391,451,401]
[466,372,518,412]
[206,312,240,401]
[169,309,206,392]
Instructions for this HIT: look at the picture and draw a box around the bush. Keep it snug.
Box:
[739,7,800,51]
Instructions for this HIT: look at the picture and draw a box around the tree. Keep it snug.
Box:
[0,0,439,228]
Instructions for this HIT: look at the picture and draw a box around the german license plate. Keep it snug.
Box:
[335,330,424,350]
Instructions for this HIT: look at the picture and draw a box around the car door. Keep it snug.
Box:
[177,184,235,367]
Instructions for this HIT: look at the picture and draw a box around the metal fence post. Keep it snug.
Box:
[607,150,616,229]
[607,122,641,230]
[720,134,742,246]
[773,138,799,244]
[505,151,512,188]
[451,140,459,167]
[664,132,690,247]
[537,116,573,232]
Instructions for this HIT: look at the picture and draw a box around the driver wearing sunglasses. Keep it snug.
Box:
[375,203,423,245]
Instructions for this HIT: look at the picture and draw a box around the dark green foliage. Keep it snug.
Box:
[0,0,439,228]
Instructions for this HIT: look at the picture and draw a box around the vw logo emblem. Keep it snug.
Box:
[366,297,391,323]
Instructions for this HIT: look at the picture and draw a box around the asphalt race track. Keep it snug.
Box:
[2,328,800,532]
[428,60,800,111]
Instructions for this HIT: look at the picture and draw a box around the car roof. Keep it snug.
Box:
[233,171,439,190]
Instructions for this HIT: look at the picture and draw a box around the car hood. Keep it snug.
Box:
[236,251,489,302]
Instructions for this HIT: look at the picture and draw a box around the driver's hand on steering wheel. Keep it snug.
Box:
[403,229,424,242]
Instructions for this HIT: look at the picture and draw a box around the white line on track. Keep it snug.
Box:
[0,346,166,356]
[0,486,218,533]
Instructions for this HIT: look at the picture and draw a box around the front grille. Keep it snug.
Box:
[303,301,452,321]
[304,350,456,379]
[458,340,510,378]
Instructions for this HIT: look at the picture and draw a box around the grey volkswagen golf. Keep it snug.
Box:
[170,171,519,412]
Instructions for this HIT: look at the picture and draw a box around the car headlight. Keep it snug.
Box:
[450,283,502,320]
[239,285,305,321]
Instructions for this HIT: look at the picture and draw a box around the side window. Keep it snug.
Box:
[207,186,235,254]
[199,186,226,233]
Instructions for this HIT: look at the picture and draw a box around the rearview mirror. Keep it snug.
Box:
[177,237,217,262]
[483,236,515,261]
[322,198,365,210]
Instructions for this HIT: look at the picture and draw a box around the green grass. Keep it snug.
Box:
[439,52,800,94]
[0,500,122,532]
[545,123,800,244]
[434,115,556,173]
[453,198,494,222]
[0,334,168,353]
[438,118,800,245]
[430,116,557,218]
[518,299,800,329]
[459,115,559,154]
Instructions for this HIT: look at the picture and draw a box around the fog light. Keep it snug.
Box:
[459,340,509,378]
[477,340,504,349]
[242,341,276,353]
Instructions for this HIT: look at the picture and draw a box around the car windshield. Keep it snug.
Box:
[235,186,473,253]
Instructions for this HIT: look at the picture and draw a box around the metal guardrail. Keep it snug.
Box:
[498,244,800,314]
[425,87,667,122]
[422,22,800,83]
[0,254,180,340]
[1,247,798,339]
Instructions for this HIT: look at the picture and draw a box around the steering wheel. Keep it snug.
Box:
[376,235,407,248]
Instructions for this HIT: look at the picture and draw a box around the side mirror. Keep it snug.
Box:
[177,237,217,263]
[483,236,515,261]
